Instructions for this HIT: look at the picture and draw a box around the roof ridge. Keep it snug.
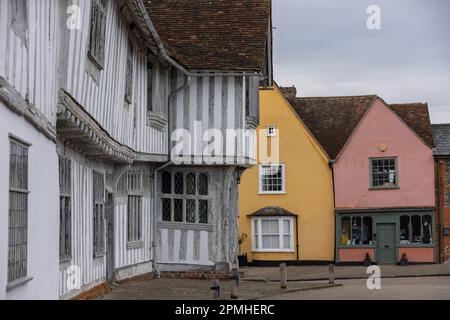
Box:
[390,102,427,106]
[296,94,377,100]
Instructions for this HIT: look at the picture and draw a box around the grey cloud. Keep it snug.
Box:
[273,0,450,123]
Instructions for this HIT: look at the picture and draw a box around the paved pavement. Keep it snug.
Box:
[98,279,338,300]
[242,264,450,282]
[97,264,450,300]
[261,277,450,300]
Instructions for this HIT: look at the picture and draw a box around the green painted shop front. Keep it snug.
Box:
[335,209,436,264]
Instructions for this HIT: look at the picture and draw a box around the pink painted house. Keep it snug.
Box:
[288,94,436,264]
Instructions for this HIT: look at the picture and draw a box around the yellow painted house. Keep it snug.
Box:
[238,84,335,265]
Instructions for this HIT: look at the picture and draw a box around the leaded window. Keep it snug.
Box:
[88,0,107,68]
[127,171,143,242]
[370,158,398,188]
[8,138,29,283]
[160,172,210,224]
[93,172,105,257]
[59,157,72,261]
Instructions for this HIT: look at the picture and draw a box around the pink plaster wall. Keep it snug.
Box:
[334,99,435,209]
[399,248,434,263]
[339,248,375,262]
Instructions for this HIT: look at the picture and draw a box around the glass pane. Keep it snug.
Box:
[362,217,373,245]
[341,217,350,245]
[262,235,270,249]
[283,220,290,235]
[283,235,291,249]
[412,215,421,243]
[186,173,196,195]
[161,171,171,194]
[174,199,183,222]
[400,216,410,244]
[199,174,208,195]
[199,200,208,224]
[174,173,183,195]
[186,199,195,223]
[262,221,271,234]
[271,220,278,233]
[422,215,432,244]
[162,199,171,222]
[270,236,279,249]
[351,217,362,245]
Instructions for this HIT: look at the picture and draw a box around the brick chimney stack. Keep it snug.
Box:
[280,85,297,99]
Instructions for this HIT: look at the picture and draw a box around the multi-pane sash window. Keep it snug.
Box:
[59,157,72,261]
[370,158,398,188]
[125,41,134,104]
[252,217,294,252]
[88,0,107,67]
[93,172,105,257]
[161,172,209,224]
[259,164,286,194]
[127,171,143,242]
[8,138,29,283]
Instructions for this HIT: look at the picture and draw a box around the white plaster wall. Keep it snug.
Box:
[0,103,59,300]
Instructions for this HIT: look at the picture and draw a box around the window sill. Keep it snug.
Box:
[158,221,213,232]
[252,249,295,253]
[258,192,287,195]
[338,245,376,249]
[147,112,167,130]
[6,276,33,291]
[369,186,399,191]
[127,241,144,250]
[86,54,103,83]
[398,244,434,248]
[93,253,105,259]
[59,257,72,264]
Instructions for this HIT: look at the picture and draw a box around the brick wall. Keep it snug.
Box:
[437,159,450,262]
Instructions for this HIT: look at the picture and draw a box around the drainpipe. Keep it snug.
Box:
[329,159,337,264]
[295,216,299,264]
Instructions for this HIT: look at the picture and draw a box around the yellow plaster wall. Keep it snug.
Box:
[238,86,335,262]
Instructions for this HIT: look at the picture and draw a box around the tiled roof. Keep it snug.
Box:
[285,94,435,159]
[389,103,435,149]
[287,95,377,159]
[143,0,272,71]
[432,124,450,156]
[247,206,297,217]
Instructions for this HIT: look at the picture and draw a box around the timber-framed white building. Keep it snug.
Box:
[0,0,272,299]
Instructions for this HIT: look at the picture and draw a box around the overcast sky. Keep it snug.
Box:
[272,0,450,123]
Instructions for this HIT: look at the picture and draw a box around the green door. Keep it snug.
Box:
[376,224,396,264]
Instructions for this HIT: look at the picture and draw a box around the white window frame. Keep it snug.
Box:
[266,125,277,137]
[251,217,295,253]
[259,163,286,194]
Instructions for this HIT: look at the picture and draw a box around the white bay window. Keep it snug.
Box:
[252,217,294,252]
